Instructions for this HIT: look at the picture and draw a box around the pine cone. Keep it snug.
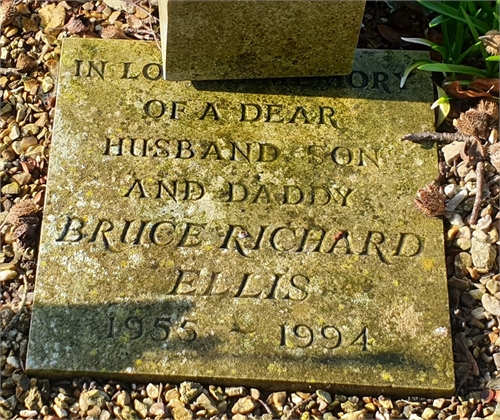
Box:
[0,0,16,27]
[479,30,500,56]
[453,108,489,139]
[101,25,129,39]
[414,181,446,217]
[477,99,499,126]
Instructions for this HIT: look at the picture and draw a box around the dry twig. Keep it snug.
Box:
[257,399,273,415]
[284,393,317,420]
[470,161,485,225]
[401,131,475,144]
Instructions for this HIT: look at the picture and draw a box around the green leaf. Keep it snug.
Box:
[400,37,447,56]
[486,55,500,61]
[450,19,466,63]
[465,1,477,15]
[456,40,482,64]
[429,15,449,27]
[400,37,439,48]
[433,86,451,128]
[417,1,490,33]
[417,63,488,78]
[400,60,434,88]
[462,7,495,75]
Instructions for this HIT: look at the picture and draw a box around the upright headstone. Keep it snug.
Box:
[27,39,454,396]
[159,0,366,80]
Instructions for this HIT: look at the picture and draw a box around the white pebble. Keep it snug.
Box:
[446,213,464,227]
[444,184,459,198]
[472,230,489,241]
[456,226,471,239]
[19,410,38,418]
[475,215,492,231]
[446,189,468,211]
[0,269,17,282]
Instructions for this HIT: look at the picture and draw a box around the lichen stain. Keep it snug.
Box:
[422,258,435,271]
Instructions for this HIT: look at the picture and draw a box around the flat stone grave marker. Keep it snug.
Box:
[159,0,366,80]
[27,39,454,396]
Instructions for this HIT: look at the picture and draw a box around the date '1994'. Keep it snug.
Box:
[280,323,369,351]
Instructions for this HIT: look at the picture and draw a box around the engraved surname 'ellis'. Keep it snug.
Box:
[166,270,309,300]
[55,216,424,264]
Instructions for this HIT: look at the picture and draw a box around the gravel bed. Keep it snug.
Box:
[1,1,499,419]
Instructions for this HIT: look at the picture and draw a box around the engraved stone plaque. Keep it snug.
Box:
[27,39,454,396]
[159,0,366,80]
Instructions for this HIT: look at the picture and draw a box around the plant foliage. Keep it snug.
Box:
[401,0,500,87]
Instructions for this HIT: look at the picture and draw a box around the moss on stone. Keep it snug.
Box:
[27,39,454,396]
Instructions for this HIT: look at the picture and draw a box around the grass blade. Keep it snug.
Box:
[400,37,447,56]
[400,60,433,88]
[456,41,481,64]
[417,0,490,33]
[429,15,449,27]
[418,63,488,78]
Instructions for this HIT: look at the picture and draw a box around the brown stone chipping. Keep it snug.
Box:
[0,0,15,27]
[1,198,39,228]
[100,24,129,39]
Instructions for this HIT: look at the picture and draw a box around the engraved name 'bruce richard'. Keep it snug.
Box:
[55,217,424,264]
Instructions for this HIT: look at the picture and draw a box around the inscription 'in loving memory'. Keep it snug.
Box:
[74,60,405,94]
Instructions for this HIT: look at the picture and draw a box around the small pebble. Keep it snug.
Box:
[146,383,159,400]
[149,402,165,416]
[482,294,500,316]
[0,270,18,282]
[447,212,465,227]
[456,226,471,239]
[225,387,247,398]
[476,215,493,231]
[444,183,459,198]
[446,189,468,211]
[471,237,497,273]
[456,238,471,250]
[231,396,257,415]
[19,410,38,418]
[316,389,332,404]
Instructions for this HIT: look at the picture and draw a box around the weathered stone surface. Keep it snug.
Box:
[159,0,365,80]
[27,39,453,396]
